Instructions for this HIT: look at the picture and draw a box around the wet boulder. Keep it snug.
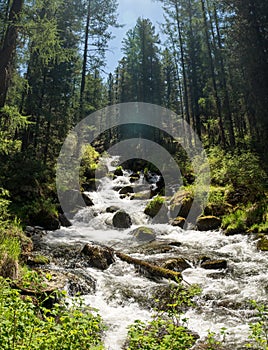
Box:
[201,259,227,270]
[130,226,156,242]
[112,210,132,229]
[144,196,168,223]
[160,258,191,272]
[119,186,134,195]
[114,166,123,176]
[81,243,115,270]
[106,206,120,213]
[196,216,221,231]
[28,209,60,231]
[82,192,94,206]
[130,191,151,200]
[169,190,194,219]
[257,234,268,251]
[59,213,72,227]
[170,216,186,228]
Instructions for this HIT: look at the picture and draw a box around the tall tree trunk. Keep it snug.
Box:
[187,0,201,138]
[79,0,91,121]
[212,2,235,148]
[0,0,23,108]
[174,0,190,126]
[200,0,226,147]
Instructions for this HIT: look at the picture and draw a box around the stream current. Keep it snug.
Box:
[42,156,268,349]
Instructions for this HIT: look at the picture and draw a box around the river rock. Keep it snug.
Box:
[106,206,120,213]
[144,197,165,217]
[59,213,72,227]
[129,241,175,255]
[81,243,115,270]
[66,271,96,296]
[196,216,221,231]
[82,192,94,206]
[160,258,191,272]
[28,208,60,231]
[170,216,186,228]
[112,210,132,229]
[119,186,134,195]
[130,226,156,242]
[201,259,227,270]
[114,167,123,176]
[257,234,268,251]
[169,190,194,218]
[130,191,151,200]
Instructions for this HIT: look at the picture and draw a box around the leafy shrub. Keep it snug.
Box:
[124,280,200,349]
[246,300,268,349]
[125,318,196,350]
[222,209,247,234]
[0,277,105,349]
[208,147,267,197]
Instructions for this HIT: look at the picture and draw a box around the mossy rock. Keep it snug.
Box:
[257,235,268,251]
[144,196,168,223]
[144,196,165,217]
[128,241,174,255]
[170,216,186,228]
[130,226,156,242]
[201,259,227,270]
[130,191,151,200]
[196,216,221,231]
[169,190,194,219]
[114,166,123,176]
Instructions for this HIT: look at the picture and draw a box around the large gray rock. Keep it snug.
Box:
[112,210,132,229]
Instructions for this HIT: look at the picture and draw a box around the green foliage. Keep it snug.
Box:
[80,144,99,171]
[0,277,105,349]
[246,300,268,350]
[125,318,195,350]
[202,330,226,350]
[0,188,11,222]
[0,106,30,155]
[222,202,267,234]
[125,280,201,349]
[222,209,247,234]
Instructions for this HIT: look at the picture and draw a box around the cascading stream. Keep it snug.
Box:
[42,155,268,349]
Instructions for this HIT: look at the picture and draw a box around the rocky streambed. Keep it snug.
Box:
[25,156,268,349]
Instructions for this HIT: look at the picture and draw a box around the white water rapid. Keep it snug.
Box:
[42,156,268,349]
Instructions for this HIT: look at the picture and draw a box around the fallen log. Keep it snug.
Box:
[115,251,182,281]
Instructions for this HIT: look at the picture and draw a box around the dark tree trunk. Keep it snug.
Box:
[200,0,226,147]
[79,0,91,121]
[0,0,23,107]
